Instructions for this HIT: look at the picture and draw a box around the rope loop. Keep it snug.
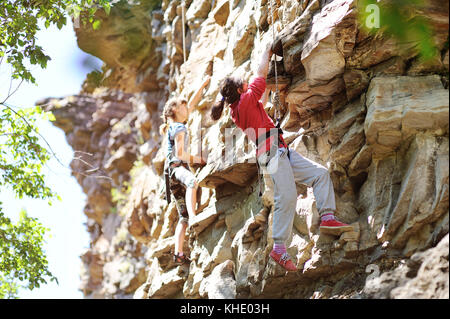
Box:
[272,91,281,120]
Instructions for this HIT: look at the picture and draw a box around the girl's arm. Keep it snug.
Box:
[175,132,206,164]
[187,76,211,114]
[256,45,272,79]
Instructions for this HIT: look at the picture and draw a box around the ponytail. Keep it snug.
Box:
[210,77,244,121]
[211,97,225,121]
[159,120,169,135]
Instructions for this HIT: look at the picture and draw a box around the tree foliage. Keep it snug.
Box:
[0,106,57,201]
[0,0,110,299]
[0,0,111,83]
[0,209,57,299]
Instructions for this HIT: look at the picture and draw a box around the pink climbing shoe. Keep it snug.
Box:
[269,250,298,272]
[320,219,353,236]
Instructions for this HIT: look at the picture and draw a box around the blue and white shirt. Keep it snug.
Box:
[166,122,188,164]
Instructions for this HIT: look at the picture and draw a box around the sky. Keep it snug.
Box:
[0,19,102,299]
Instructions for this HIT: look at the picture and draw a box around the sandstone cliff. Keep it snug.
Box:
[41,0,449,299]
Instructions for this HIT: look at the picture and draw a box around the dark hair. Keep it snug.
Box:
[163,98,177,122]
[210,77,244,121]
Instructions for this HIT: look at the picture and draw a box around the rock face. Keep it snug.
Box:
[42,0,448,298]
[362,234,449,299]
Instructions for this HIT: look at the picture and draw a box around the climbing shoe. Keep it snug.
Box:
[269,250,297,272]
[173,253,190,265]
[319,219,353,236]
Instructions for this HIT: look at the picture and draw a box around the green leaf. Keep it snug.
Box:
[104,4,111,15]
[92,20,101,30]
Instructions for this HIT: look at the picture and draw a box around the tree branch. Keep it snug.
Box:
[0,101,112,182]
[1,78,24,105]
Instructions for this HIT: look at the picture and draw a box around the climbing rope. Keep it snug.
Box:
[181,0,187,64]
[268,0,281,126]
[267,0,328,137]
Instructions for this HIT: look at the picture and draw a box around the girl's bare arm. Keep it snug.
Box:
[256,45,272,79]
[187,76,211,114]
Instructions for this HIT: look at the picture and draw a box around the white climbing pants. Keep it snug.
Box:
[259,147,336,244]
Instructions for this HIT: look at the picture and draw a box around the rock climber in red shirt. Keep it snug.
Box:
[210,45,353,272]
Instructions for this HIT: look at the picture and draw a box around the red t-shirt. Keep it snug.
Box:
[229,77,286,157]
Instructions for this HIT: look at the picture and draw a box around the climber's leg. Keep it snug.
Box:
[173,165,198,219]
[266,147,297,244]
[261,147,298,271]
[171,183,190,261]
[288,149,336,213]
[288,149,353,235]
[174,219,188,255]
[186,181,198,220]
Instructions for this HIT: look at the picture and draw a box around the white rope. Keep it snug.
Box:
[181,0,187,64]
[268,0,281,124]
